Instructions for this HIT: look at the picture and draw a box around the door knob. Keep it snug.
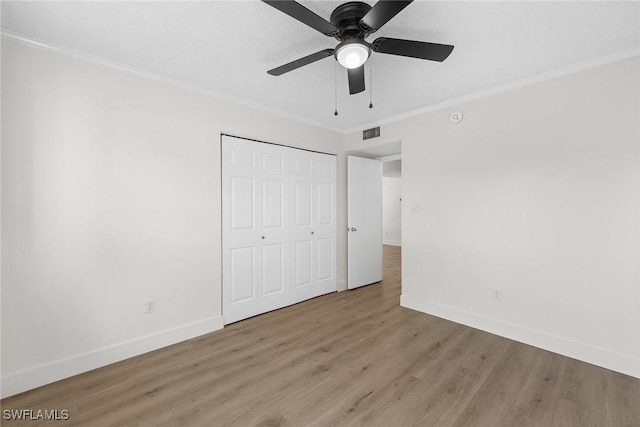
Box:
[350,227,357,232]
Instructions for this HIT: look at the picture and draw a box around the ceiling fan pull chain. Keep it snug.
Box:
[334,61,339,116]
[369,57,373,109]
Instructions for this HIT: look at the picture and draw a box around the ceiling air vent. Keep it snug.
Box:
[363,126,380,141]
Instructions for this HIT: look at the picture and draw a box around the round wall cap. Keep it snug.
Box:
[449,111,463,124]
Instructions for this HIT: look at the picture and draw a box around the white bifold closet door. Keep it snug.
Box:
[222,135,336,324]
[222,137,290,324]
[290,149,337,304]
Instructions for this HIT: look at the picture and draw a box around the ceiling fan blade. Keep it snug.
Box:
[262,0,338,36]
[267,49,335,76]
[360,1,413,32]
[372,37,454,62]
[348,66,365,95]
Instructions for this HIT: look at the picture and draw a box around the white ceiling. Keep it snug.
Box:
[2,1,639,133]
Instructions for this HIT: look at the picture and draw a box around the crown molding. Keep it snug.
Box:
[3,30,638,137]
[343,47,640,135]
[1,30,344,135]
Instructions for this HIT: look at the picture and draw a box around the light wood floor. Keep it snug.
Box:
[2,245,639,426]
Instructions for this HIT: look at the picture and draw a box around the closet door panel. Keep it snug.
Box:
[223,137,262,323]
[313,153,337,296]
[230,177,256,231]
[316,182,333,226]
[294,240,313,287]
[223,136,289,323]
[262,180,285,229]
[293,156,314,175]
[294,182,313,227]
[316,237,334,281]
[256,142,290,313]
[262,243,285,295]
[290,149,317,303]
[290,149,337,302]
[230,246,257,302]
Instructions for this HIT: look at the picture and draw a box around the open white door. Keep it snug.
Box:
[348,156,383,289]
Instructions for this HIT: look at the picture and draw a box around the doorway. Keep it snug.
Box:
[381,157,402,247]
[347,141,402,285]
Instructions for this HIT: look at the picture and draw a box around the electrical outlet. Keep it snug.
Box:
[145,299,156,314]
[492,289,502,302]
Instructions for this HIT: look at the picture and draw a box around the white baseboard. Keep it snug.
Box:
[400,295,640,379]
[400,294,429,313]
[383,240,401,247]
[1,315,224,398]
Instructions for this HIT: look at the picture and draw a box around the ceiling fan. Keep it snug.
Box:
[262,0,454,95]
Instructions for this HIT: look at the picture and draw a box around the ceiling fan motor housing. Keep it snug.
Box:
[330,1,372,41]
[330,2,373,68]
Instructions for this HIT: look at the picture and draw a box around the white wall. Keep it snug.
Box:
[0,39,347,397]
[346,56,640,378]
[383,176,401,246]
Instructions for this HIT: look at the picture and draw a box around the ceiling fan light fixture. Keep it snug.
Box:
[335,40,370,69]
[263,0,455,97]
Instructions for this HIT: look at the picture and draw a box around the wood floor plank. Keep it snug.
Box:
[450,343,547,427]
[2,246,639,427]
[601,369,640,427]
